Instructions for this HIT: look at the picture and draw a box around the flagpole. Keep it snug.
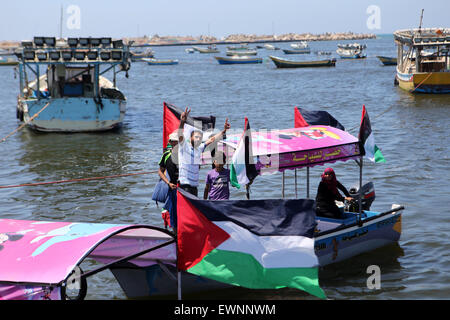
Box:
[294,169,298,198]
[282,171,285,199]
[306,167,310,199]
[358,156,363,226]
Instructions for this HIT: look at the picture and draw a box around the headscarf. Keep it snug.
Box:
[321,167,337,195]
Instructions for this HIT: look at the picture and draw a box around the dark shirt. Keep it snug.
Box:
[315,181,350,210]
[159,147,179,185]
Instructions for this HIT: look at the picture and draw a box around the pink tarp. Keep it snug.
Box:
[222,126,361,172]
[0,219,168,285]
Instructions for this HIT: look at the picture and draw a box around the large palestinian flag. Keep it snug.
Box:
[358,105,385,163]
[294,106,345,130]
[176,189,326,299]
[163,102,216,149]
[229,118,258,189]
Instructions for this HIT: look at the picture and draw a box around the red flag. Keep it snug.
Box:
[294,106,309,128]
[163,102,216,149]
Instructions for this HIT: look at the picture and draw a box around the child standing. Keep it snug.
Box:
[204,151,230,200]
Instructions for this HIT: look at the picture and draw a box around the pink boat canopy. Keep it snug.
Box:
[0,219,176,300]
[222,125,361,173]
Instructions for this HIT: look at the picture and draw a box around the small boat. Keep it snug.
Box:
[185,48,195,53]
[225,49,257,56]
[269,56,336,68]
[192,45,219,53]
[0,57,18,66]
[316,51,332,56]
[336,43,367,59]
[290,41,309,49]
[215,56,262,64]
[144,58,179,65]
[377,56,397,65]
[130,48,154,61]
[394,26,450,93]
[264,44,280,50]
[282,48,311,54]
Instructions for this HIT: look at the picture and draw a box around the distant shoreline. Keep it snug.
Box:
[0,32,377,49]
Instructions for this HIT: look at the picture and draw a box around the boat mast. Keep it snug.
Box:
[59,5,63,39]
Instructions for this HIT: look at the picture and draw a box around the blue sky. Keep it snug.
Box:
[0,0,448,40]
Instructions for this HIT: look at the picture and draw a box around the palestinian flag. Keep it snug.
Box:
[176,189,326,299]
[163,102,216,149]
[229,118,258,189]
[294,106,345,130]
[358,105,386,163]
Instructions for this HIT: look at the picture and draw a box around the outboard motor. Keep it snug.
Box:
[347,182,375,212]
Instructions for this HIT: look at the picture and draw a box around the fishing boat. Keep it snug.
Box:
[269,55,336,68]
[377,56,397,66]
[214,56,262,65]
[336,43,367,59]
[185,48,195,53]
[15,36,131,132]
[263,43,280,50]
[394,28,450,93]
[144,58,179,65]
[316,51,332,56]
[129,48,154,61]
[225,49,257,56]
[192,45,219,53]
[282,47,311,54]
[290,41,309,49]
[0,56,18,66]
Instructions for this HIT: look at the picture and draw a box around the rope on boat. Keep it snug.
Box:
[0,170,158,189]
[410,72,433,93]
[1,102,51,143]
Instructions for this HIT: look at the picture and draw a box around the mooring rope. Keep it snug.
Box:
[410,72,433,93]
[0,170,158,189]
[1,102,51,143]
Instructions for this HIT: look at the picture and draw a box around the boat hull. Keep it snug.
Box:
[17,97,126,132]
[396,70,450,93]
[282,49,311,54]
[146,59,179,65]
[377,56,397,66]
[269,56,336,68]
[215,56,262,64]
[107,209,402,298]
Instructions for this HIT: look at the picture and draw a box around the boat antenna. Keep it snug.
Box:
[418,9,424,34]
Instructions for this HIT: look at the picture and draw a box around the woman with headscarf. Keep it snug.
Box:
[315,168,353,219]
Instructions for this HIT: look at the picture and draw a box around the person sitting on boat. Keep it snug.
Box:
[315,168,353,219]
[158,132,179,229]
[204,151,231,200]
[177,107,230,197]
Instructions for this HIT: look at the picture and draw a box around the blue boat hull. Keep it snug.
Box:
[18,97,126,132]
[216,57,262,64]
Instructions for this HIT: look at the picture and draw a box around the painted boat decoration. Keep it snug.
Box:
[15,36,130,132]
[192,45,219,53]
[282,47,311,54]
[215,56,262,64]
[394,27,450,93]
[144,58,179,65]
[336,43,367,59]
[269,55,336,68]
[377,55,397,65]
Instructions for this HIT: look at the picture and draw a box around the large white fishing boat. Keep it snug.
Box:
[15,36,131,132]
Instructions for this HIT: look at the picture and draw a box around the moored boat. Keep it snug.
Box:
[144,58,179,65]
[269,55,336,68]
[225,49,257,56]
[377,56,397,65]
[214,56,262,64]
[192,45,219,53]
[129,48,154,61]
[282,47,311,54]
[0,56,18,66]
[15,36,130,132]
[394,27,450,93]
[336,43,367,59]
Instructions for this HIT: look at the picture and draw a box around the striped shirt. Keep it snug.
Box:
[178,140,206,187]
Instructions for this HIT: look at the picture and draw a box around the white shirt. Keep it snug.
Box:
[178,139,206,187]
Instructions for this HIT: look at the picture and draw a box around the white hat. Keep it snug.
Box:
[168,131,178,142]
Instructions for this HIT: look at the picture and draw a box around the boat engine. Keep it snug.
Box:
[346,182,375,212]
